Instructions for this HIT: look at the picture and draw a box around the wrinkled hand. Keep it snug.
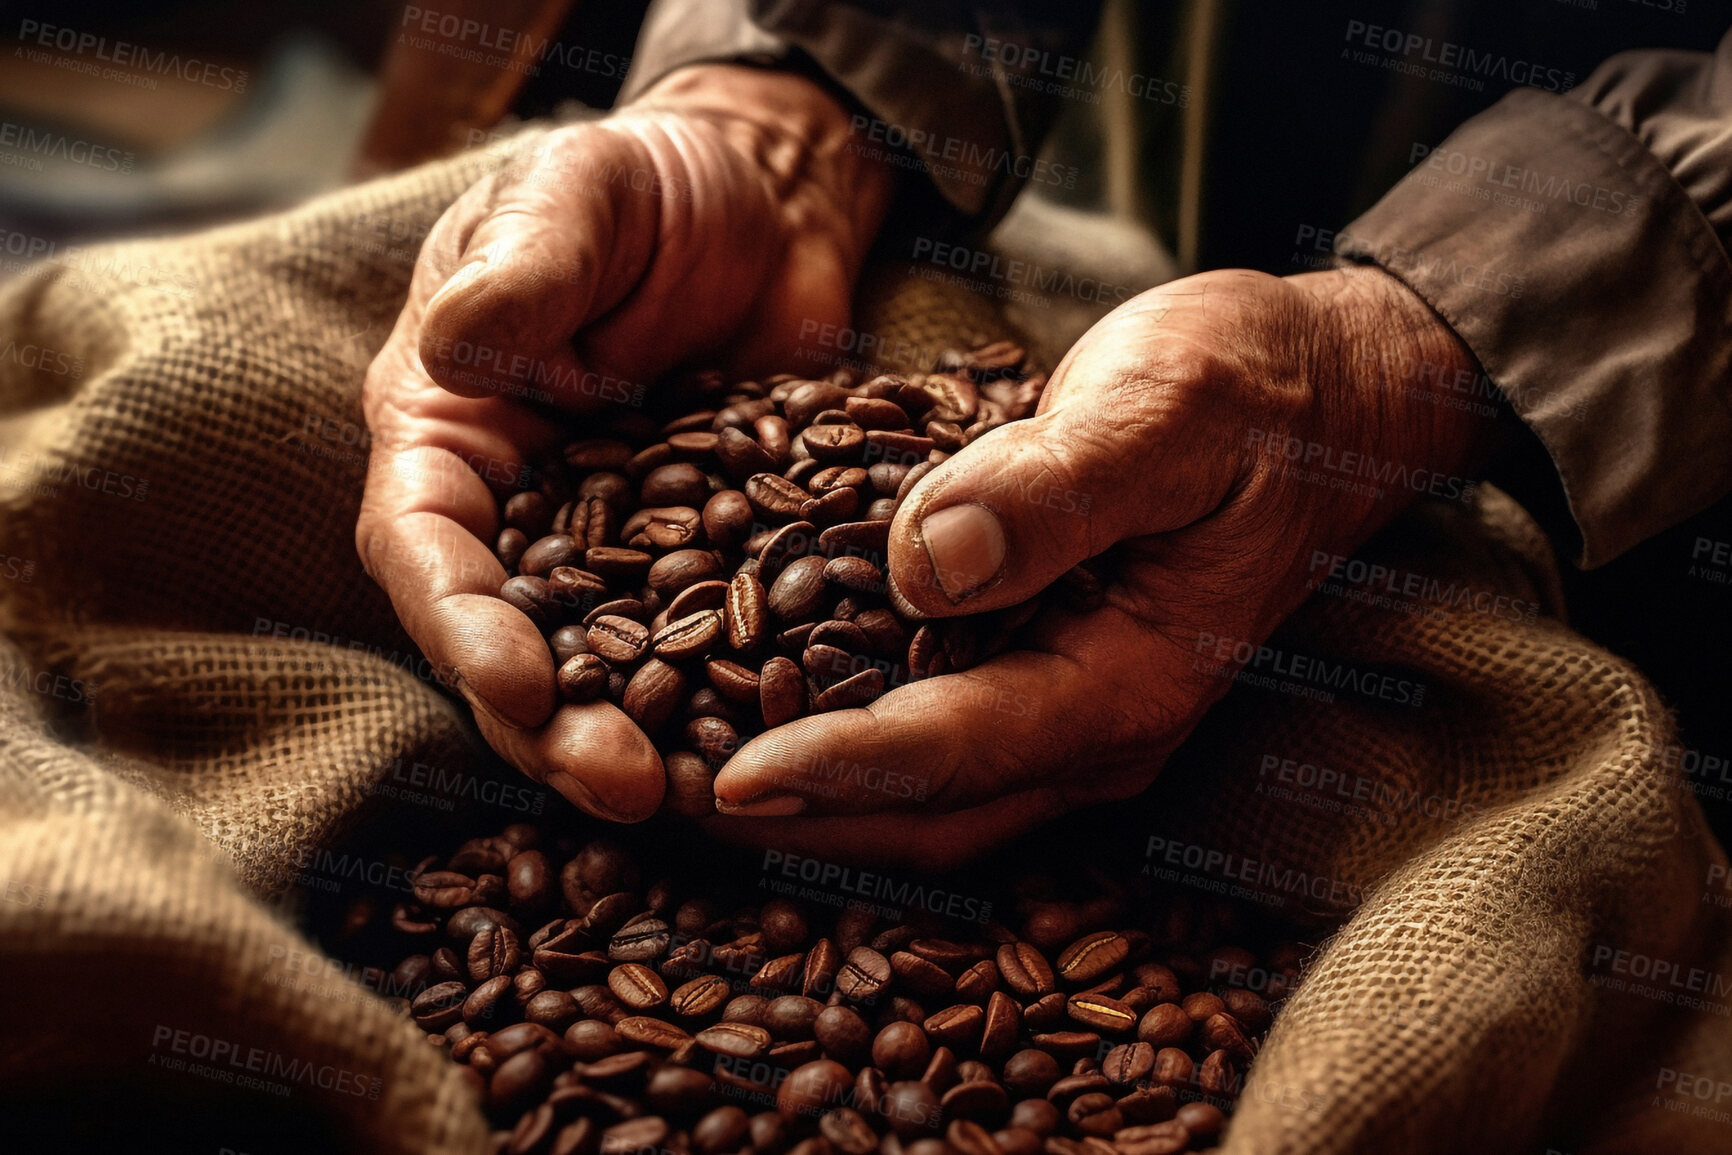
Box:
[710,267,1486,867]
[356,66,892,823]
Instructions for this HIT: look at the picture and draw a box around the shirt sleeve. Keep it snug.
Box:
[1333,31,1732,567]
[616,0,1105,224]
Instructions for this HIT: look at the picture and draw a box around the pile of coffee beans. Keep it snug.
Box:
[383,824,1299,1155]
[490,345,1103,813]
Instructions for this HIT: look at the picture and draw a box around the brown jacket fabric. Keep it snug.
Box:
[619,1,1732,568]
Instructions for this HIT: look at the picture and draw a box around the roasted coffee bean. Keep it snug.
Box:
[814,1005,872,1065]
[654,610,723,660]
[587,616,650,664]
[880,1080,942,1139]
[557,653,611,703]
[820,1107,878,1155]
[469,925,524,982]
[610,963,670,1010]
[411,981,469,1030]
[777,1059,854,1121]
[721,571,770,652]
[756,521,819,583]
[871,1021,931,1079]
[702,490,755,549]
[759,656,808,728]
[1022,992,1068,1033]
[1221,987,1272,1032]
[694,1106,752,1155]
[769,556,829,622]
[978,991,1021,1060]
[610,919,672,962]
[1149,1048,1193,1089]
[1066,993,1136,1035]
[996,943,1056,998]
[745,473,810,519]
[650,549,723,596]
[955,959,999,1004]
[1101,1043,1155,1087]
[1055,933,1129,985]
[1136,1003,1192,1048]
[464,974,513,1023]
[836,947,892,1002]
[615,1016,691,1050]
[765,995,825,1040]
[890,952,955,999]
[1114,1121,1189,1155]
[623,661,687,733]
[697,1021,774,1059]
[565,1019,623,1062]
[1200,1012,1256,1063]
[752,953,806,993]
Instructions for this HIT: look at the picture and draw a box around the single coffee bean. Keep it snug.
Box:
[871,1021,931,1079]
[1136,1003,1192,1048]
[614,1016,691,1050]
[609,918,672,962]
[410,981,468,1030]
[1197,1049,1237,1097]
[1113,1121,1189,1155]
[557,653,610,703]
[768,555,829,622]
[891,952,955,999]
[1102,1042,1156,1087]
[1150,1048,1193,1089]
[623,660,688,733]
[765,995,825,1040]
[835,947,892,1002]
[751,953,806,993]
[724,571,769,652]
[702,489,755,549]
[1055,932,1130,985]
[820,1107,878,1155]
[777,1059,854,1121]
[954,959,999,1004]
[1221,986,1272,1032]
[654,609,723,660]
[745,473,810,519]
[697,1021,775,1059]
[609,962,670,1010]
[1022,992,1068,1032]
[996,943,1056,997]
[979,991,1021,1059]
[463,974,513,1022]
[587,615,650,664]
[468,925,523,982]
[1067,993,1137,1034]
[565,1019,623,1062]
[524,990,580,1032]
[880,1080,942,1139]
[824,556,883,594]
[694,1106,752,1155]
[813,1005,871,1065]
[755,520,819,584]
[650,549,724,596]
[759,656,808,728]
[641,463,711,507]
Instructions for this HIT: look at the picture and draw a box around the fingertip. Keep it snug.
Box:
[544,704,666,823]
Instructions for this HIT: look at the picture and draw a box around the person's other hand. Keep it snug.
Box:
[709,266,1487,867]
[356,65,893,822]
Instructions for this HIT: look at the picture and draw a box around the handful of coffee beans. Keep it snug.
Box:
[382,824,1297,1155]
[490,344,1104,813]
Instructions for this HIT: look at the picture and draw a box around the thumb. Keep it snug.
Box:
[887,388,1237,617]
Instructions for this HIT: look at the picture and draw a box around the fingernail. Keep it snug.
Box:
[715,794,807,817]
[547,772,630,823]
[426,255,491,313]
[920,503,1005,602]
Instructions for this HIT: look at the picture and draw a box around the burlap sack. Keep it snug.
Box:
[0,130,1727,1153]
